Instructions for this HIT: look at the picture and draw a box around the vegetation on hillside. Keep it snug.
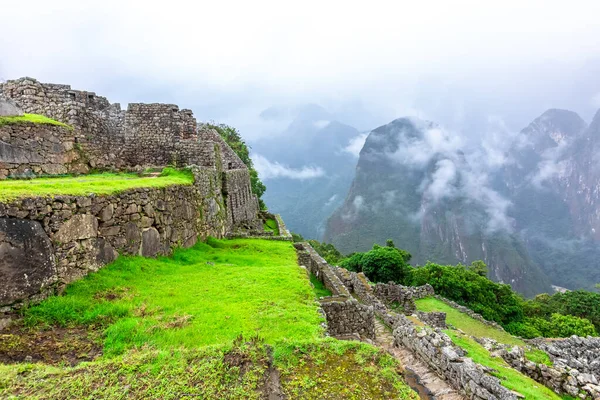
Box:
[206,123,267,210]
[0,167,194,201]
[0,113,73,130]
[314,239,600,339]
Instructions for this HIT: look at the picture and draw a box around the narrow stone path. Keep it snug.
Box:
[374,319,465,400]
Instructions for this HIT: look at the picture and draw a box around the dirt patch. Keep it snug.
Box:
[0,324,102,366]
[94,287,133,301]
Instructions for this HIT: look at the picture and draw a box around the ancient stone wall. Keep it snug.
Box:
[319,297,375,340]
[416,311,447,328]
[0,77,248,173]
[0,123,88,179]
[372,282,434,314]
[222,169,260,230]
[293,242,350,297]
[0,167,228,311]
[532,336,600,379]
[478,337,600,398]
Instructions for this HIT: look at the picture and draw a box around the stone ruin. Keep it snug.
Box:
[295,241,600,399]
[0,77,263,312]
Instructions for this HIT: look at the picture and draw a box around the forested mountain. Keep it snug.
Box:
[325,110,600,296]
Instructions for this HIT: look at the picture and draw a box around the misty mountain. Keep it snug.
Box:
[500,109,600,291]
[323,117,553,297]
[251,104,363,239]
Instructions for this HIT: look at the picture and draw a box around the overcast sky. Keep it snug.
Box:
[2,0,600,139]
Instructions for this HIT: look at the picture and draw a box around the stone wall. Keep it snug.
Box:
[293,242,350,297]
[478,337,600,398]
[416,311,447,329]
[372,282,434,314]
[0,123,87,179]
[0,167,231,311]
[391,315,517,400]
[319,297,375,340]
[532,336,600,379]
[0,77,247,174]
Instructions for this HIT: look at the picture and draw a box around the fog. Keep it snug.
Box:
[2,0,600,141]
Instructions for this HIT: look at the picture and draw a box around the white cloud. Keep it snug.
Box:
[592,93,600,108]
[252,154,325,180]
[342,133,368,158]
[313,120,330,129]
[324,194,338,207]
[424,159,457,201]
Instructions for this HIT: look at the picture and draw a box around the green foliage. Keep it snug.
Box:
[207,122,267,210]
[21,238,323,355]
[341,244,412,284]
[522,314,597,338]
[0,113,73,130]
[524,290,600,333]
[307,239,345,265]
[0,168,194,201]
[291,232,305,242]
[468,260,488,277]
[411,262,524,326]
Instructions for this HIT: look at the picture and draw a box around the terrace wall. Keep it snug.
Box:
[0,167,232,311]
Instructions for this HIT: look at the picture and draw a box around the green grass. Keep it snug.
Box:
[0,168,194,201]
[0,338,418,399]
[1,238,418,399]
[263,218,280,235]
[0,113,73,130]
[415,297,552,365]
[446,331,573,400]
[310,273,333,298]
[22,238,324,356]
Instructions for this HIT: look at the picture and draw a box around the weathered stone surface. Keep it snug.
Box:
[0,97,22,117]
[54,214,98,243]
[141,227,161,257]
[0,218,57,306]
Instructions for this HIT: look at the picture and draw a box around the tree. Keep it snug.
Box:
[206,123,267,210]
[343,244,412,284]
[468,260,488,277]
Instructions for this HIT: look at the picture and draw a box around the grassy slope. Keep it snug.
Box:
[0,169,194,202]
[446,332,572,400]
[0,113,72,129]
[1,238,417,399]
[415,297,551,364]
[416,298,573,399]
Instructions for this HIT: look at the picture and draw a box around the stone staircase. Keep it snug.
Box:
[374,319,465,400]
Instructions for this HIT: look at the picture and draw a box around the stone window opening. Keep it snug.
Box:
[87,94,94,100]
[228,162,233,169]
[69,92,76,101]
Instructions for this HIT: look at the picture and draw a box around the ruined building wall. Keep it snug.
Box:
[0,77,247,172]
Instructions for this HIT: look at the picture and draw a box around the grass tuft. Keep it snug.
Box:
[0,113,73,130]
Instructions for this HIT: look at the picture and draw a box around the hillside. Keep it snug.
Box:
[324,117,552,296]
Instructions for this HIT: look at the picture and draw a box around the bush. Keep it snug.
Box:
[340,244,412,284]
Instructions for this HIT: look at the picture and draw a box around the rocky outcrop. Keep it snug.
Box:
[0,219,57,307]
[0,98,22,117]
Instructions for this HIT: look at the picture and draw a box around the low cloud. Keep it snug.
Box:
[313,120,330,129]
[252,154,325,180]
[342,133,368,158]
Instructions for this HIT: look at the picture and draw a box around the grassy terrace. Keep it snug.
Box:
[0,113,73,130]
[0,238,417,399]
[415,297,570,399]
[0,168,194,202]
